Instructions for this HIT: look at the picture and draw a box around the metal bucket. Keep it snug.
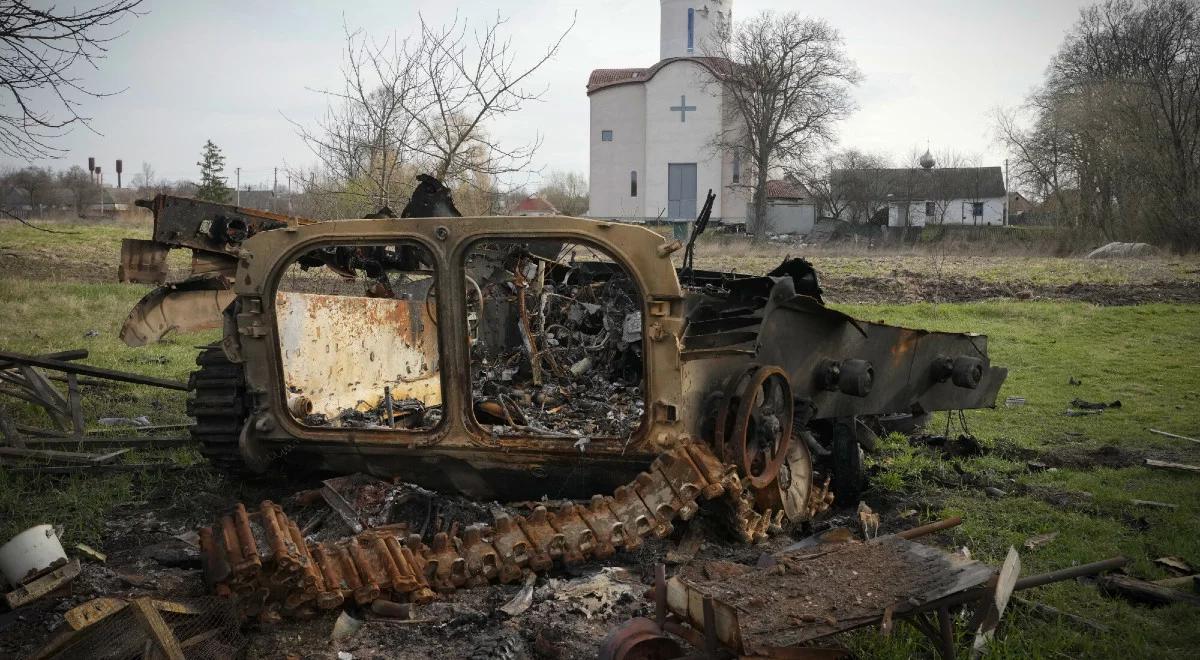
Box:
[0,524,67,585]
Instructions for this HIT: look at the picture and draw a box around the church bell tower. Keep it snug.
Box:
[659,0,731,61]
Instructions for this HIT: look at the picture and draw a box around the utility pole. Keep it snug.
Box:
[236,167,241,206]
[273,167,278,197]
[1003,158,1010,227]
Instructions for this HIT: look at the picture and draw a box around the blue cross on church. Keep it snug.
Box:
[670,95,696,122]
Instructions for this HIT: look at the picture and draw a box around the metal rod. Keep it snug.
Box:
[897,516,963,540]
[1014,556,1128,590]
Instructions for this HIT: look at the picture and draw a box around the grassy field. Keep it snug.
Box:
[1,220,1198,657]
[834,302,1200,657]
[687,238,1200,287]
[0,278,219,542]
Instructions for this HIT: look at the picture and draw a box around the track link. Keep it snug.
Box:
[187,345,248,473]
[197,442,810,622]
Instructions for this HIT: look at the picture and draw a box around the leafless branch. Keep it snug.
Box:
[0,0,146,159]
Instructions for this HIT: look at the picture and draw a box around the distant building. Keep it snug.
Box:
[588,0,747,225]
[510,195,559,217]
[833,152,1008,227]
[723,176,817,235]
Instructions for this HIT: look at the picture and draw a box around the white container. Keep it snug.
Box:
[0,524,68,586]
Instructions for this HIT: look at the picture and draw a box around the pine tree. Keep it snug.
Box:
[196,140,231,203]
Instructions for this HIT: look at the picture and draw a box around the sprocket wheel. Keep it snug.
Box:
[727,366,793,489]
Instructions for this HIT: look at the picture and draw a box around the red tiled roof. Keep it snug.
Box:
[512,195,558,214]
[766,178,809,199]
[587,57,733,94]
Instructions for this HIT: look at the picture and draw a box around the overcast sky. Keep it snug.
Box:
[11,0,1094,190]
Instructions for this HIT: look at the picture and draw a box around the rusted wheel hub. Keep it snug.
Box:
[597,617,683,660]
[727,366,793,489]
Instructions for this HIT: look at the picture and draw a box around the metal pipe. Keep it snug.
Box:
[1014,556,1128,591]
[896,516,963,540]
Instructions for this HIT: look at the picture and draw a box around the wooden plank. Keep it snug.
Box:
[18,366,71,429]
[0,405,24,448]
[3,559,80,609]
[1148,428,1200,444]
[1097,574,1200,607]
[131,597,186,660]
[971,546,1020,658]
[0,447,116,464]
[1144,459,1200,474]
[0,349,88,370]
[88,423,194,436]
[16,425,69,438]
[0,462,186,475]
[67,373,84,439]
[21,436,193,449]
[0,351,189,391]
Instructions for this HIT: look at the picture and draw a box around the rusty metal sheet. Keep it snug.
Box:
[275,292,441,418]
[120,286,236,347]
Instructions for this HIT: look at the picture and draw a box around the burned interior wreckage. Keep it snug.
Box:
[117,176,1006,624]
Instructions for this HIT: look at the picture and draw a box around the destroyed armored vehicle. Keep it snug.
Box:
[121,177,1006,537]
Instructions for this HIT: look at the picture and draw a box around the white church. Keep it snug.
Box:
[587,0,749,225]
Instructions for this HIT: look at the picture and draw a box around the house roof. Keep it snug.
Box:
[766,178,810,200]
[831,166,1006,200]
[587,57,731,95]
[512,195,558,215]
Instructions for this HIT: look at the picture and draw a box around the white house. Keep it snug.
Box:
[833,153,1008,227]
[587,0,747,224]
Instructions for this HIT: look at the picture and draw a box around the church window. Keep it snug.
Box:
[732,153,741,184]
[925,201,935,216]
[687,8,694,52]
[631,170,638,197]
[601,129,613,142]
[972,202,984,217]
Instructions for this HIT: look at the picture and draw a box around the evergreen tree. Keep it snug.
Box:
[196,140,231,202]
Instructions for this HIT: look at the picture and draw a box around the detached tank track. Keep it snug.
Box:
[187,345,249,473]
[198,442,829,623]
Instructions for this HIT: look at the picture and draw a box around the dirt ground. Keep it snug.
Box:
[0,471,828,660]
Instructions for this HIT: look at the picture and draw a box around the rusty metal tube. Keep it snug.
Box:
[896,516,963,540]
[1015,556,1128,591]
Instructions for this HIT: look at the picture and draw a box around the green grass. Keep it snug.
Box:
[0,278,219,543]
[836,301,1200,658]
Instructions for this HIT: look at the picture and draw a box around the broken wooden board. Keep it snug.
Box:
[0,447,129,464]
[971,546,1020,658]
[1098,574,1200,607]
[3,558,80,609]
[1144,458,1200,474]
[665,536,995,654]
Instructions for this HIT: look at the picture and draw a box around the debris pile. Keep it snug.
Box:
[197,444,754,623]
[469,244,646,440]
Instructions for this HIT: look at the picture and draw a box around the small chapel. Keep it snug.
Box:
[586,0,747,225]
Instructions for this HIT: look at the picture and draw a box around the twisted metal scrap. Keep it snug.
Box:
[199,443,828,622]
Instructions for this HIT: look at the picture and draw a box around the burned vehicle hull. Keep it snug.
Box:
[125,192,1005,517]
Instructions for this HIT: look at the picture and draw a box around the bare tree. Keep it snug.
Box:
[293,13,574,215]
[410,13,574,183]
[130,160,158,192]
[795,148,888,222]
[0,1,145,159]
[708,12,860,239]
[58,165,95,215]
[291,24,428,211]
[995,0,1200,250]
[537,170,589,216]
